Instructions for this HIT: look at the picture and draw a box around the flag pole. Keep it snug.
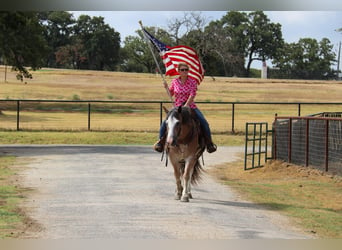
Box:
[139,21,173,105]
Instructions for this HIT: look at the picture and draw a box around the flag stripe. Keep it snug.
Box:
[142,28,204,84]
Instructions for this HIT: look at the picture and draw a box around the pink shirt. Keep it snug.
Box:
[169,77,198,109]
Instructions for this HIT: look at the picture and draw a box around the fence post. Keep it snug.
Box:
[159,102,163,125]
[258,123,262,167]
[298,103,301,116]
[273,114,278,160]
[244,123,248,170]
[325,119,329,172]
[88,103,91,131]
[288,118,292,163]
[16,100,20,131]
[305,119,309,167]
[232,103,235,133]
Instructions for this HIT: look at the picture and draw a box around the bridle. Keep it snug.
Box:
[166,108,195,147]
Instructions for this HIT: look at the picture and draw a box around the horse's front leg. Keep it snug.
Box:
[171,159,183,200]
[181,157,195,202]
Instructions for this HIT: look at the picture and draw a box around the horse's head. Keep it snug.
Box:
[165,106,192,147]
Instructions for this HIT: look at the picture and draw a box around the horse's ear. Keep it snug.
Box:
[177,106,182,113]
[162,106,169,114]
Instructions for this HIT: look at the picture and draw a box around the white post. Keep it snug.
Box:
[261,60,267,79]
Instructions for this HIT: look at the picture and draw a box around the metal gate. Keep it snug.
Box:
[244,122,270,170]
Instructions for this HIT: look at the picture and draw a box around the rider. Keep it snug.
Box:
[153,62,217,153]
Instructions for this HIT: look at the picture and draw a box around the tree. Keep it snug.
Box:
[120,35,151,72]
[0,11,48,81]
[55,39,87,69]
[39,11,75,68]
[73,15,121,70]
[167,12,208,46]
[208,11,284,77]
[204,12,248,76]
[272,38,336,79]
[121,26,172,73]
[167,12,219,75]
[244,11,284,77]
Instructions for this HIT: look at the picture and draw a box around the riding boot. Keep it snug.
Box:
[153,135,166,153]
[207,142,217,153]
[204,134,217,153]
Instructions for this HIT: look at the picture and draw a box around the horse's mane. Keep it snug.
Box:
[168,106,193,125]
[180,106,192,124]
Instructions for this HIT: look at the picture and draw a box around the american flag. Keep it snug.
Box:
[142,28,204,84]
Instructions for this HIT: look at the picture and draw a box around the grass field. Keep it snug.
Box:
[0,66,342,238]
[0,156,30,238]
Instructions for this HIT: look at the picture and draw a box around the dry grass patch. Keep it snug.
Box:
[209,159,342,238]
[2,66,342,103]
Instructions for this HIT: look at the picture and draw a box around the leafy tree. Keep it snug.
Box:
[55,39,86,69]
[272,38,336,79]
[171,11,283,78]
[204,12,248,76]
[121,35,151,72]
[39,11,75,68]
[0,11,48,81]
[205,11,283,77]
[73,15,121,70]
[121,26,172,73]
[244,11,284,77]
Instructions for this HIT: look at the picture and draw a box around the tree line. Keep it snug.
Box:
[0,11,340,81]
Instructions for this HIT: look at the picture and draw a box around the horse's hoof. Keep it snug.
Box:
[188,193,193,199]
[181,196,189,202]
[174,193,181,200]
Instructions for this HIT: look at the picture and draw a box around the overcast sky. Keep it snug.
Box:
[71,11,342,69]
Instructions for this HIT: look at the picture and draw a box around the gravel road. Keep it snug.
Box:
[1,145,311,239]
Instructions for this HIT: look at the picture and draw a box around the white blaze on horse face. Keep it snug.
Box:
[166,115,179,145]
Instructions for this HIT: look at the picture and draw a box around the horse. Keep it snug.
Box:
[164,106,205,202]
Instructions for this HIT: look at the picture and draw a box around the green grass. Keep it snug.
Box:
[0,131,245,146]
[0,156,25,238]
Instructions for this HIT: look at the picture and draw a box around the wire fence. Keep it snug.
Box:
[273,116,342,174]
[1,99,342,135]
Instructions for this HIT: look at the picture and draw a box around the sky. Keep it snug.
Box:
[71,11,342,69]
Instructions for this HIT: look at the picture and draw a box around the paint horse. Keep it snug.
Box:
[164,106,205,202]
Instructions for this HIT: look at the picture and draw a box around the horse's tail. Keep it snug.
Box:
[191,160,204,185]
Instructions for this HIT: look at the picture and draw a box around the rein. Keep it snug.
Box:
[161,148,169,167]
